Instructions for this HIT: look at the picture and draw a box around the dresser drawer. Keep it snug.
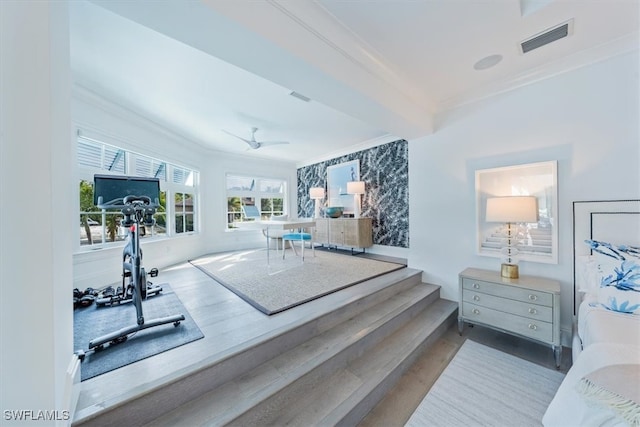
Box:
[463,291,553,321]
[462,277,552,307]
[462,302,553,342]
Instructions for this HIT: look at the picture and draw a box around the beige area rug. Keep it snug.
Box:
[189,248,405,315]
[405,340,565,427]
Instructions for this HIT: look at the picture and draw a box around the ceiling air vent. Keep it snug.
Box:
[520,20,573,54]
[289,91,311,102]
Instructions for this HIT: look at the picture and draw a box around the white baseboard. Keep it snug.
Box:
[61,353,81,426]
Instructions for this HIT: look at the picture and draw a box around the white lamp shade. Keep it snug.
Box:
[346,181,365,195]
[486,196,539,223]
[309,187,325,199]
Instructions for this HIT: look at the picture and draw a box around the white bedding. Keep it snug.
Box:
[543,343,640,427]
[578,296,640,349]
[560,201,640,426]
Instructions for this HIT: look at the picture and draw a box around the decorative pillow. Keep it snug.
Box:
[585,239,640,285]
[584,241,640,314]
[585,239,640,262]
[576,255,601,294]
[595,284,640,314]
[576,364,640,426]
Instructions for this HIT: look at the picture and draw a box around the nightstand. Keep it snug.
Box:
[458,267,562,368]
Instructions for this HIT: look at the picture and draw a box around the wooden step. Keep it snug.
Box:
[73,267,424,427]
[324,298,457,426]
[237,298,457,427]
[145,282,442,426]
[143,290,456,427]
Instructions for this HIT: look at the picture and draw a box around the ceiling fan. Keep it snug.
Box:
[222,127,290,150]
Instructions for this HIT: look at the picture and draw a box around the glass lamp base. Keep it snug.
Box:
[501,263,519,279]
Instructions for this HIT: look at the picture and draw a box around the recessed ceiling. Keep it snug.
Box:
[69,1,389,164]
[70,0,639,164]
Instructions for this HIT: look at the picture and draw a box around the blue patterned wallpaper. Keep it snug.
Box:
[297,139,409,248]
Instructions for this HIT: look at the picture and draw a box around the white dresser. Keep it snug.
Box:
[458,267,562,367]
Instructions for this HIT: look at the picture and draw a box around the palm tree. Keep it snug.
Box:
[79,181,96,244]
[227,197,242,227]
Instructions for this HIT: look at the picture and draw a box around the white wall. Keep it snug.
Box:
[1,1,74,423]
[408,51,640,343]
[72,91,298,290]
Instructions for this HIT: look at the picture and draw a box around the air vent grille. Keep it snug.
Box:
[289,91,311,102]
[521,21,571,54]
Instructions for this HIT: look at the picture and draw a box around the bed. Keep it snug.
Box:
[543,200,640,427]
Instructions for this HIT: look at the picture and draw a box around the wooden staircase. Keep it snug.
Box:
[73,268,457,427]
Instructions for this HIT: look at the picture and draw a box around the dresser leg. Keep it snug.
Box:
[553,345,562,369]
[458,317,464,335]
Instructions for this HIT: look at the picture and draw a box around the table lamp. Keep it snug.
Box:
[485,196,539,279]
[347,181,365,218]
[309,187,325,218]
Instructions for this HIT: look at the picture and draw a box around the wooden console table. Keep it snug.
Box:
[313,218,373,252]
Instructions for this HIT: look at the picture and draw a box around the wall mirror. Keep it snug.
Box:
[327,160,359,214]
[476,160,558,264]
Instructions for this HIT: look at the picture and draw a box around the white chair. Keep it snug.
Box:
[266,214,288,251]
[241,205,289,252]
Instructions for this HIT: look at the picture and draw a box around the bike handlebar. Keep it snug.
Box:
[123,195,152,205]
[97,195,159,209]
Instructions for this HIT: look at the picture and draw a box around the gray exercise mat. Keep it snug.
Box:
[73,284,203,381]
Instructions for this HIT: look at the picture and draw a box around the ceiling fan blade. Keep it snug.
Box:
[223,128,288,150]
[258,141,290,147]
[221,129,251,144]
[222,129,262,149]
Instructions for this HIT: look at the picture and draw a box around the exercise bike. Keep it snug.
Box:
[87,176,185,352]
[95,223,163,308]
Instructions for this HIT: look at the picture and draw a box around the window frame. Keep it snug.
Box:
[225,173,287,230]
[76,133,199,252]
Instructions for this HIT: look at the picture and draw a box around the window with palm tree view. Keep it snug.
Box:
[78,134,198,248]
[226,174,286,228]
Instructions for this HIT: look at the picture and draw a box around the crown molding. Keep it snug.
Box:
[207,0,434,137]
[265,0,433,113]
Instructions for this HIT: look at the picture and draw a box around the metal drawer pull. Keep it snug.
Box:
[528,308,537,314]
[473,295,480,301]
[472,308,480,315]
[528,294,538,301]
[528,324,537,330]
[473,283,480,289]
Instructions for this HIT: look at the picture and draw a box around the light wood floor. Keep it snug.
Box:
[75,248,412,422]
[360,322,572,427]
[75,249,571,426]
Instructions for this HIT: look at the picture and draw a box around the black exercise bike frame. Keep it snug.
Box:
[88,196,184,350]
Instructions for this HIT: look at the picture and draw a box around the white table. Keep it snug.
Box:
[261,219,316,264]
[236,219,316,264]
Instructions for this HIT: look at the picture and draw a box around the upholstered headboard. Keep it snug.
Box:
[572,200,640,315]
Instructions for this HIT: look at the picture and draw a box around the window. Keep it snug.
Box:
[226,174,286,229]
[174,192,194,234]
[77,134,198,248]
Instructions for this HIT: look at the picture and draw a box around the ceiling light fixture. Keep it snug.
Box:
[473,54,503,71]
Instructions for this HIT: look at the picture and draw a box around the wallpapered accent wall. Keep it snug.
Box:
[297,139,409,248]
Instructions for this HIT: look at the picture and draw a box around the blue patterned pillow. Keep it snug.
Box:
[585,239,640,262]
[585,240,640,314]
[595,279,640,314]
